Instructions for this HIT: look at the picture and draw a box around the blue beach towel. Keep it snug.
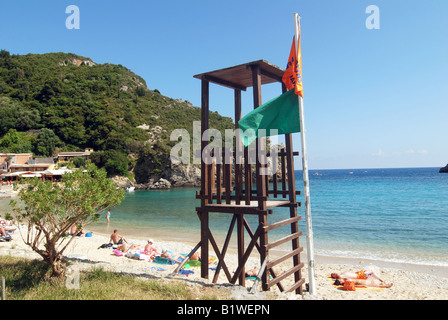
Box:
[178,270,194,276]
[154,257,177,265]
[150,267,167,272]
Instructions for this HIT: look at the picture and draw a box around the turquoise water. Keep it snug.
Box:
[303,167,448,266]
[2,167,447,267]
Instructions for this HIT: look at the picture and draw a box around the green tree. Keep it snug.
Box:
[0,128,19,148]
[34,128,61,156]
[72,156,86,168]
[9,163,125,278]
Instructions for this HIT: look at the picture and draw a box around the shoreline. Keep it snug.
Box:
[1,225,448,300]
[87,223,448,279]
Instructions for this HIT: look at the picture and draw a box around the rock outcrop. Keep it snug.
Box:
[162,164,201,187]
[149,178,171,189]
[439,164,448,173]
[111,176,134,189]
[134,178,171,190]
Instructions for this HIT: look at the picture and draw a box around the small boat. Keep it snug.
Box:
[126,186,135,192]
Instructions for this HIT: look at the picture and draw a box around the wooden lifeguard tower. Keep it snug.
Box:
[193,60,305,294]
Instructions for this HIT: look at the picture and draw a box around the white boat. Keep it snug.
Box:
[126,186,135,192]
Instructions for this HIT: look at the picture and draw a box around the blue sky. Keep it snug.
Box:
[1,0,447,169]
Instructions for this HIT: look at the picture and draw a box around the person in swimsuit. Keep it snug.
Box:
[117,242,141,253]
[69,224,86,236]
[106,209,111,224]
[331,270,393,288]
[109,229,128,245]
[144,239,161,260]
[161,249,185,263]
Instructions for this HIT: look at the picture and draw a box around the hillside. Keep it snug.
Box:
[0,50,234,184]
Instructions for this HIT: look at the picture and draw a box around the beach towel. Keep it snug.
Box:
[186,260,201,267]
[154,257,177,265]
[138,253,151,261]
[343,281,356,291]
[178,270,194,276]
[150,267,167,272]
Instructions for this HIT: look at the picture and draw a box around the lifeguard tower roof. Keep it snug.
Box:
[193,60,285,91]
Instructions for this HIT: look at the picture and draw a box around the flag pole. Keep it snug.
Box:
[294,12,316,295]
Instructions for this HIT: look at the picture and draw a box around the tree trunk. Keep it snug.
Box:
[42,241,67,278]
[46,255,67,278]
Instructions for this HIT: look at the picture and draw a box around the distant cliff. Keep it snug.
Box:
[440,164,448,173]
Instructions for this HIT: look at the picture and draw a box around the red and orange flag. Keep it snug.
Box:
[282,20,303,97]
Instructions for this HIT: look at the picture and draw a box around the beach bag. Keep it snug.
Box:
[113,250,123,256]
[343,280,356,291]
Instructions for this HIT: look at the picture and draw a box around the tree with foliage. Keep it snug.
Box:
[91,149,130,177]
[72,156,86,168]
[34,128,61,157]
[9,163,125,278]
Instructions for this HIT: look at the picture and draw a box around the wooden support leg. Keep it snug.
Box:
[200,210,209,279]
[237,213,245,286]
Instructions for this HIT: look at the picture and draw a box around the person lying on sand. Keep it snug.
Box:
[0,216,16,232]
[331,270,393,288]
[117,243,141,253]
[161,249,185,263]
[191,250,201,261]
[0,227,11,238]
[245,268,259,278]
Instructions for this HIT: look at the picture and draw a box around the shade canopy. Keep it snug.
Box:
[193,60,285,91]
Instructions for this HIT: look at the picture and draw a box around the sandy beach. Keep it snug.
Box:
[1,224,447,300]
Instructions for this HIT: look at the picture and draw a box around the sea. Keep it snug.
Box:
[1,167,447,270]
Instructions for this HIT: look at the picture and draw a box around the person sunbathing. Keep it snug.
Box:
[144,239,161,259]
[117,243,141,253]
[0,216,16,232]
[0,227,11,238]
[69,224,86,236]
[109,229,128,245]
[191,250,201,261]
[331,270,393,288]
[161,249,185,263]
[245,268,259,278]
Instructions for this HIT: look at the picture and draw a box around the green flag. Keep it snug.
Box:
[238,89,301,147]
